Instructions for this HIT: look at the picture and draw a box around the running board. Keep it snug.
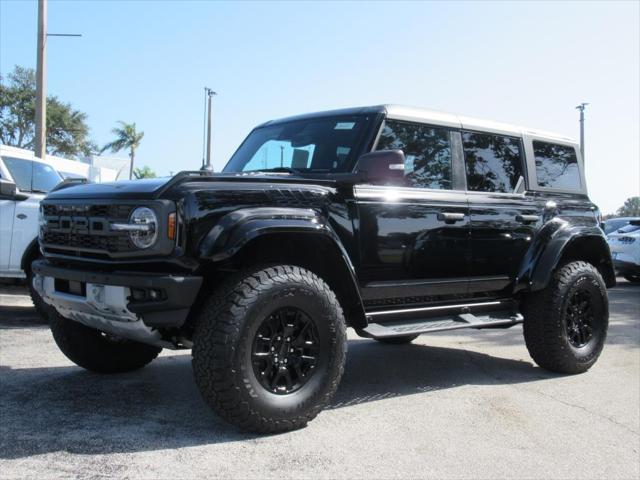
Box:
[361,312,523,339]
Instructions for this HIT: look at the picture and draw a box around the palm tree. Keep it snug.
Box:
[101,121,144,179]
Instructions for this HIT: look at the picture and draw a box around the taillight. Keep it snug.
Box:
[168,212,176,240]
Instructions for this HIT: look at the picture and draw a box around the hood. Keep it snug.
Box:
[45,177,170,200]
[45,172,339,201]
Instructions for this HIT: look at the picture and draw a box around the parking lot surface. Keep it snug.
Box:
[0,281,638,479]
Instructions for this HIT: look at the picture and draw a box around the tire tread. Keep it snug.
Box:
[192,264,347,433]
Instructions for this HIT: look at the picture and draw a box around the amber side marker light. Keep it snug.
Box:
[168,213,176,240]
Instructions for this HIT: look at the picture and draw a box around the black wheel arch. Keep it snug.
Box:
[196,207,367,329]
[20,237,41,275]
[517,223,616,293]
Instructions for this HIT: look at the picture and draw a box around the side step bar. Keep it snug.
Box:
[360,312,524,339]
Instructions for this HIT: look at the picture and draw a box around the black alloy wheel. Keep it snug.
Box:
[565,288,596,348]
[251,307,320,395]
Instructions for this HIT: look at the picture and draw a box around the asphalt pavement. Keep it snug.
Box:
[0,281,638,479]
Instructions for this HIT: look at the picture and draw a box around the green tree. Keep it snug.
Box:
[616,196,640,217]
[0,65,95,157]
[101,121,144,179]
[133,165,156,179]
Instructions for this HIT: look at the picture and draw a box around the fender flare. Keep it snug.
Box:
[516,218,615,292]
[198,207,367,327]
[20,237,40,274]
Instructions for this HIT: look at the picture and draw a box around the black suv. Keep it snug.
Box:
[33,105,615,433]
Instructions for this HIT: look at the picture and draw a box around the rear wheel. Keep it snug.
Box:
[374,334,419,345]
[49,312,161,373]
[192,265,347,433]
[522,261,608,374]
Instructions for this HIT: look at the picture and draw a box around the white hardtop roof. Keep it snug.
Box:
[263,105,575,144]
[382,105,576,143]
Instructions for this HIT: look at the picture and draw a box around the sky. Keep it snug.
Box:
[1,0,638,214]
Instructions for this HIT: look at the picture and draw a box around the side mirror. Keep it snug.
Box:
[0,178,29,201]
[354,150,406,185]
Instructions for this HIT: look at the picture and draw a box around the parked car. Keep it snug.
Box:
[603,217,638,235]
[33,105,615,433]
[0,146,63,316]
[607,219,640,282]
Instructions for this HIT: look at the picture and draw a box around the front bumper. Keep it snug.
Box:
[32,259,202,347]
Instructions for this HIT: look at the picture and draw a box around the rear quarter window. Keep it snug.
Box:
[533,141,581,190]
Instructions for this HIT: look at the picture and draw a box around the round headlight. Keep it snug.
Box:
[129,207,158,249]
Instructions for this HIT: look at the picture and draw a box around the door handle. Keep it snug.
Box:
[16,213,27,220]
[516,214,539,224]
[437,212,465,223]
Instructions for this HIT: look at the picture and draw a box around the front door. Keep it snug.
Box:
[355,119,470,307]
[461,130,541,294]
[0,198,16,272]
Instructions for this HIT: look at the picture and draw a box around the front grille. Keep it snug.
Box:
[41,202,136,258]
[42,204,134,218]
[43,231,131,252]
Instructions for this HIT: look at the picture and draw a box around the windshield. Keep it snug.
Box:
[223,115,375,174]
[2,156,62,193]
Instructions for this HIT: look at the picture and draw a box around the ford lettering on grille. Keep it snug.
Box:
[41,203,135,257]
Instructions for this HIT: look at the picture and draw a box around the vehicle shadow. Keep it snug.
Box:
[0,305,48,329]
[1,283,635,459]
[0,339,556,460]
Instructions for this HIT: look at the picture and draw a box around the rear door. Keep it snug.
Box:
[355,119,471,306]
[462,130,542,294]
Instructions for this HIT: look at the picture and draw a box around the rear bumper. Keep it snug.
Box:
[31,259,202,330]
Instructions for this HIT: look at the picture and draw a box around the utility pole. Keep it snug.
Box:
[576,103,588,161]
[34,0,47,159]
[34,0,81,160]
[201,87,216,172]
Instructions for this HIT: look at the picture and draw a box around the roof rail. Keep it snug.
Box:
[154,170,215,197]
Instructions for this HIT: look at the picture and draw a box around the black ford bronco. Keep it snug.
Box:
[34,105,615,433]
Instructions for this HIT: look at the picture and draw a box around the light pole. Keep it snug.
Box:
[201,87,217,172]
[576,102,588,161]
[34,0,47,159]
[34,0,81,160]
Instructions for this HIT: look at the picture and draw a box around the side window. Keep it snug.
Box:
[375,120,452,189]
[533,141,581,189]
[462,131,523,193]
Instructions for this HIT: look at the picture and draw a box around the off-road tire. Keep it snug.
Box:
[49,311,161,373]
[27,266,52,323]
[522,261,608,374]
[374,334,419,345]
[192,265,347,433]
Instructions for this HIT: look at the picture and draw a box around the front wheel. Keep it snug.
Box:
[192,265,347,433]
[27,257,53,323]
[522,261,608,374]
[50,312,161,373]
